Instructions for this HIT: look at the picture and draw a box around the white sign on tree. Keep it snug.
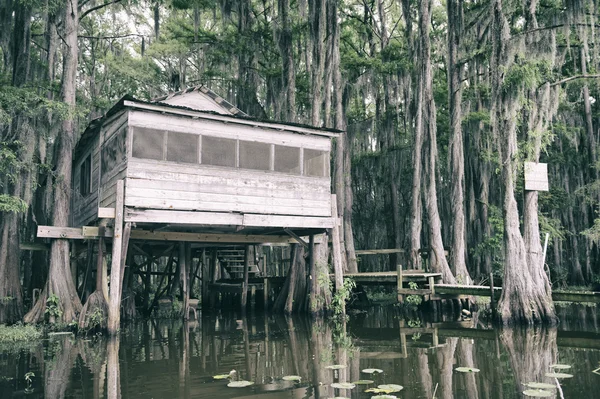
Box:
[524,162,549,191]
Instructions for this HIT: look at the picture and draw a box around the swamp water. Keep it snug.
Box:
[1,304,599,398]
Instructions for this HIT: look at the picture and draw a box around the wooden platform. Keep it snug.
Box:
[334,271,600,305]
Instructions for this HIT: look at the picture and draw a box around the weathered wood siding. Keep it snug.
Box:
[125,159,331,217]
[98,113,128,210]
[72,140,100,227]
[125,111,332,220]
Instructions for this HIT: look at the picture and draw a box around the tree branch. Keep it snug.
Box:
[549,74,600,87]
[80,0,123,21]
[79,34,144,40]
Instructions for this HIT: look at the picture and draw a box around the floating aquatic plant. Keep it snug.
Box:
[524,382,556,390]
[545,372,573,379]
[352,379,374,385]
[330,382,356,389]
[523,389,554,397]
[455,367,480,373]
[282,375,302,382]
[326,365,347,370]
[377,384,403,392]
[213,370,235,380]
[362,368,384,374]
[550,364,571,370]
[227,380,254,388]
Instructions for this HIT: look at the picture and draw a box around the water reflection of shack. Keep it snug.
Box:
[37,87,340,332]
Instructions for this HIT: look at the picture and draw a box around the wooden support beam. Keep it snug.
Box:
[98,207,116,219]
[397,267,404,304]
[20,242,49,251]
[108,180,125,335]
[330,195,344,293]
[38,225,315,245]
[283,228,308,248]
[356,249,406,255]
[241,245,250,313]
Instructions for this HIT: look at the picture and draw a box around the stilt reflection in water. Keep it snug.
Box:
[0,305,599,398]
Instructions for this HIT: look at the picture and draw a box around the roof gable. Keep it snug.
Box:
[153,86,246,116]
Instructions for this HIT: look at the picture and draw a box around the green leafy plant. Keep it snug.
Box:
[332,278,356,316]
[44,294,63,321]
[406,282,422,306]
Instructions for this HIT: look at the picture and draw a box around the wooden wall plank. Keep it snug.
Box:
[125,209,243,225]
[242,214,334,228]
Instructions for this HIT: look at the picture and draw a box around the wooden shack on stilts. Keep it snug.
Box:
[37,87,342,334]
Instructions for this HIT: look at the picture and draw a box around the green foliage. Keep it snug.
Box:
[405,282,422,306]
[332,278,356,316]
[44,294,63,321]
[0,323,42,343]
[0,194,27,213]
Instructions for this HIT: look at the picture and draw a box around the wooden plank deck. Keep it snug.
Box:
[331,272,600,305]
[339,271,442,284]
[435,284,600,303]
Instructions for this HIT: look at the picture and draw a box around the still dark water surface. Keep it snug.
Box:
[1,304,599,398]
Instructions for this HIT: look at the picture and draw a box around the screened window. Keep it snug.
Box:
[167,132,198,163]
[132,127,164,160]
[79,155,92,196]
[102,127,127,174]
[201,136,236,167]
[304,149,329,177]
[239,141,271,171]
[274,145,300,174]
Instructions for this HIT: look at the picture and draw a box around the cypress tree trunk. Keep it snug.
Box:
[492,0,556,325]
[447,0,471,284]
[419,0,455,283]
[24,0,82,323]
[0,1,32,324]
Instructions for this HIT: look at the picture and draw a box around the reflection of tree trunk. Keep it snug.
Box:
[78,339,107,399]
[417,350,433,399]
[179,322,190,399]
[44,337,78,399]
[457,339,479,398]
[500,327,557,394]
[106,337,121,399]
[436,337,458,399]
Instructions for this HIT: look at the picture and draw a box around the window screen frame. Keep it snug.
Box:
[79,154,92,197]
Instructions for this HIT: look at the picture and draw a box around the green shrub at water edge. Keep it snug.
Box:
[0,323,42,343]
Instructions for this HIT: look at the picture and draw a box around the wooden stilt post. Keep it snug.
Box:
[263,277,269,311]
[108,180,125,335]
[201,250,209,308]
[330,195,344,292]
[241,245,250,313]
[209,249,218,308]
[180,242,190,320]
[309,234,316,313]
[397,265,404,304]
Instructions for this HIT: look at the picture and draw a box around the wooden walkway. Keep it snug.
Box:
[337,270,600,304]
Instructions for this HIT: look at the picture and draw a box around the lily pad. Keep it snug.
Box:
[524,382,556,390]
[282,375,302,382]
[227,380,254,388]
[523,389,554,397]
[213,374,232,380]
[455,367,480,373]
[330,382,356,389]
[545,372,573,379]
[326,364,347,370]
[550,364,572,370]
[352,379,374,385]
[377,384,403,392]
[362,368,384,374]
[365,388,386,393]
